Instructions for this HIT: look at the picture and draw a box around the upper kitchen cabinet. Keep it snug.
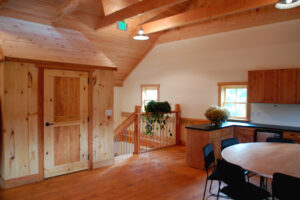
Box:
[248,71,264,103]
[264,70,278,103]
[248,68,299,104]
[297,69,300,104]
[278,69,297,104]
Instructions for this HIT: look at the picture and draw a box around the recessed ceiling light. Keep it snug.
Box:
[275,0,300,9]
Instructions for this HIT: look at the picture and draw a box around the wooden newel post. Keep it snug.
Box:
[175,104,181,145]
[133,105,141,154]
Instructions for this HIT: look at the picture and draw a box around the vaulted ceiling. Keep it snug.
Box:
[0,0,300,86]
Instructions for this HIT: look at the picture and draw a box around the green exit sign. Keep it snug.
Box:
[117,21,127,31]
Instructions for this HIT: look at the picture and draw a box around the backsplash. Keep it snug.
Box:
[251,103,300,127]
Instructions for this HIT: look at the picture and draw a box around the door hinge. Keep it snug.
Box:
[88,154,89,160]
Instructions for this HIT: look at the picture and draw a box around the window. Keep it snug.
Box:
[141,84,160,111]
[218,82,248,120]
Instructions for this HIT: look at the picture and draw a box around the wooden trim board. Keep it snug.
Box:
[4,57,117,72]
[38,67,44,180]
[93,159,115,169]
[0,174,42,189]
[88,71,94,169]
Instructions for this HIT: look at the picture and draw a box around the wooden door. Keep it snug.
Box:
[248,71,264,103]
[278,69,297,104]
[297,69,300,104]
[44,69,89,178]
[264,70,277,103]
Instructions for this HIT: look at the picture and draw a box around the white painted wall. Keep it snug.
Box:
[114,19,300,128]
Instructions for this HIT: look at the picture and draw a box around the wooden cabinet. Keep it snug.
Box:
[234,127,254,143]
[248,71,264,103]
[209,127,233,160]
[248,68,299,104]
[278,69,297,104]
[186,127,233,170]
[297,69,300,104]
[264,70,277,103]
[284,132,300,144]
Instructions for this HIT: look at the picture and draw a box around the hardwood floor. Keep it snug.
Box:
[0,146,264,200]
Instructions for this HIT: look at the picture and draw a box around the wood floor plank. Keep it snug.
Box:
[0,146,264,200]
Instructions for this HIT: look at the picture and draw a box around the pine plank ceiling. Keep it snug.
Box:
[0,0,300,86]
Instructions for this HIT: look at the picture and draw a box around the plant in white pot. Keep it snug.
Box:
[205,105,230,126]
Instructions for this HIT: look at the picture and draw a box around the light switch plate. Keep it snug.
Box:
[105,110,113,116]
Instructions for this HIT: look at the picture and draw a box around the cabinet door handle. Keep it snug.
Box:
[45,122,54,126]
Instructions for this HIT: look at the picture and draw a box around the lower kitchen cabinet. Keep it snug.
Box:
[284,132,300,144]
[234,127,255,143]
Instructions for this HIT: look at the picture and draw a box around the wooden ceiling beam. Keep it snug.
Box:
[139,0,278,34]
[0,0,7,8]
[157,5,300,44]
[54,0,94,22]
[95,0,188,30]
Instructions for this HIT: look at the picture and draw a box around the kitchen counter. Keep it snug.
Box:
[185,121,300,170]
[186,121,300,133]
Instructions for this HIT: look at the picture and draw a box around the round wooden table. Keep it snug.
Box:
[221,142,300,179]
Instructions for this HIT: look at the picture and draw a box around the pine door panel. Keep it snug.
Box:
[44,69,89,178]
[263,70,277,103]
[248,71,264,103]
[54,125,81,166]
[278,69,297,104]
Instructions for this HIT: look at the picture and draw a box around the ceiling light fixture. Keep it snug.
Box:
[133,13,149,41]
[275,0,300,9]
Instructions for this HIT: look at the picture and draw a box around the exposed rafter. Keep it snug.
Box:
[157,5,300,44]
[54,0,93,22]
[138,0,278,34]
[96,0,188,30]
[0,0,7,8]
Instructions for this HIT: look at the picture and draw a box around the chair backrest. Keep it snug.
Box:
[221,138,239,150]
[216,159,245,189]
[266,137,296,144]
[272,173,300,200]
[254,129,283,142]
[203,143,215,171]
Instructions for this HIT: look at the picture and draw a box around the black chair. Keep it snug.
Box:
[202,143,223,200]
[221,138,239,150]
[221,138,250,182]
[266,137,295,144]
[254,129,283,142]
[272,173,300,200]
[216,159,271,200]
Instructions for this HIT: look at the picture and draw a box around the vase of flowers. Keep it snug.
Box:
[205,105,230,126]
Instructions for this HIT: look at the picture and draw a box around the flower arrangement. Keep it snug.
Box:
[205,105,230,126]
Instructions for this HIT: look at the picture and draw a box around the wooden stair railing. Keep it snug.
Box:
[113,104,181,156]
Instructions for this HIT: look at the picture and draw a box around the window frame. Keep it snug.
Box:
[140,84,160,111]
[218,82,249,121]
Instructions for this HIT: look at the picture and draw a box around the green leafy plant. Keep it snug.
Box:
[205,105,230,126]
[143,101,171,136]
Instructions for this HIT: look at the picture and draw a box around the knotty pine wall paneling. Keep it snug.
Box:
[0,61,38,181]
[92,69,114,168]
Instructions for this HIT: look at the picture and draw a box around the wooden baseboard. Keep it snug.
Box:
[0,174,42,189]
[93,159,115,169]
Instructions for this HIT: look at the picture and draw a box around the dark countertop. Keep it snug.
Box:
[186,121,300,133]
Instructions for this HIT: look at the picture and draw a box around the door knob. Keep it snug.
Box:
[45,122,54,126]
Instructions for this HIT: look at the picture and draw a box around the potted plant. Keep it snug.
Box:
[143,101,171,136]
[205,105,230,126]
